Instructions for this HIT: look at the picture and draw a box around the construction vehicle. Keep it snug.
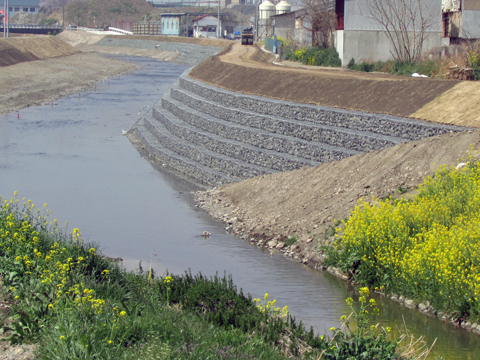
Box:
[241,27,254,45]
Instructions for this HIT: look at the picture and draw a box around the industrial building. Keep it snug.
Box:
[0,0,39,18]
[334,0,443,65]
[443,0,480,42]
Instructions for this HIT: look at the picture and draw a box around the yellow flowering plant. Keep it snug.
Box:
[253,293,289,319]
[325,288,403,359]
[329,153,480,319]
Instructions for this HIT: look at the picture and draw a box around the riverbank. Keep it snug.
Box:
[0,32,229,115]
[0,197,425,360]
[196,130,480,267]
[194,130,480,329]
[0,35,140,115]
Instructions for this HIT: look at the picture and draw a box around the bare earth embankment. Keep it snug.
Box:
[0,35,136,115]
[0,32,232,115]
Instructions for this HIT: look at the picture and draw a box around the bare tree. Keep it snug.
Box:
[365,0,438,62]
[299,0,336,48]
[66,1,89,26]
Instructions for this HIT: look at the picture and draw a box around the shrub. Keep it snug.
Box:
[347,58,442,77]
[467,50,480,80]
[286,47,341,67]
[327,152,480,320]
[39,18,57,26]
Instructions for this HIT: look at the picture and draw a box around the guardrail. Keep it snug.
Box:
[108,27,133,35]
[0,24,63,30]
[75,26,104,32]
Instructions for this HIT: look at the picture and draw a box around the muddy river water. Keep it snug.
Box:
[0,56,478,359]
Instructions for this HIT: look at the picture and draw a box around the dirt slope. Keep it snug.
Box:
[196,130,480,267]
[0,36,78,67]
[56,30,107,46]
[0,53,135,114]
[190,43,460,119]
[411,81,480,128]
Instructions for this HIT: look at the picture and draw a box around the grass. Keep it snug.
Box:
[326,150,480,321]
[346,58,443,77]
[0,193,432,359]
[285,236,298,247]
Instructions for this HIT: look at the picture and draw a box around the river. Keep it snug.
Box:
[0,55,478,359]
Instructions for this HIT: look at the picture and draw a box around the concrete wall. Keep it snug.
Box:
[337,0,443,64]
[341,29,443,64]
[273,12,295,41]
[462,9,480,38]
[344,0,442,32]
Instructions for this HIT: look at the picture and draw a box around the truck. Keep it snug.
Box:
[241,27,254,45]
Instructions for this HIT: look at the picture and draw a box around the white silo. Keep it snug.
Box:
[275,0,291,15]
[259,0,275,36]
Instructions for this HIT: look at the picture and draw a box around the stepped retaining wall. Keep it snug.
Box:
[129,68,468,187]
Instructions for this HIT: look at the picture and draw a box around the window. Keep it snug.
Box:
[30,8,35,12]
[14,7,19,11]
[8,7,12,11]
[23,7,28,12]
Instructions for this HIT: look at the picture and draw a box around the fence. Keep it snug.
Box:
[134,23,161,35]
[264,36,283,54]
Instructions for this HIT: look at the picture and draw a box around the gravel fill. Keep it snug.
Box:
[96,38,223,66]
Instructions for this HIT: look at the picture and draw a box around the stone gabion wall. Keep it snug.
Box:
[161,94,356,163]
[130,68,468,187]
[153,105,318,172]
[169,84,401,153]
[131,123,237,187]
[144,114,273,180]
[179,71,465,141]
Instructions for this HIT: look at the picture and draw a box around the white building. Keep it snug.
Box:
[193,14,222,37]
[1,0,40,18]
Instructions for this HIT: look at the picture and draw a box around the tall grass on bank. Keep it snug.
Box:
[327,152,480,320]
[347,58,442,77]
[0,194,425,359]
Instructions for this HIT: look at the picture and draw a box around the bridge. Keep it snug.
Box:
[0,24,63,35]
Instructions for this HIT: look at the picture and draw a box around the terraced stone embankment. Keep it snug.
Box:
[129,68,467,187]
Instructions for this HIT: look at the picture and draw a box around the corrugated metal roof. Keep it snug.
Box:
[193,14,217,21]
[6,0,39,6]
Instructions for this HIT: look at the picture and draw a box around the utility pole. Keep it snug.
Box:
[3,0,6,38]
[217,0,220,38]
[254,0,258,41]
[5,0,8,38]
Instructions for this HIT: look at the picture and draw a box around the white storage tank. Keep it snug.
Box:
[259,0,275,20]
[275,0,291,15]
